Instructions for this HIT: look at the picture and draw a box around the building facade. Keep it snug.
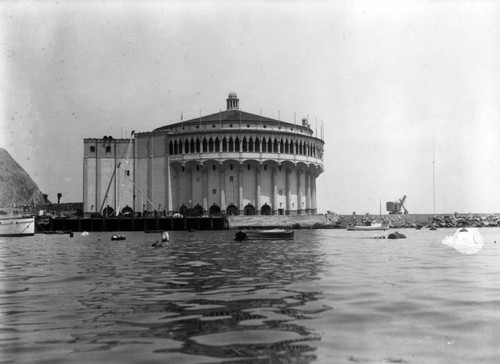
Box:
[83,93,324,216]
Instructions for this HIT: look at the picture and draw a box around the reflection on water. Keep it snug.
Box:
[1,228,500,363]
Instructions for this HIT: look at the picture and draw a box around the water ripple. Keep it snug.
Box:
[2,228,500,362]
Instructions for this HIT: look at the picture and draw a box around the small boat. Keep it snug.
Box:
[346,222,389,231]
[111,234,126,241]
[0,208,35,237]
[234,229,294,241]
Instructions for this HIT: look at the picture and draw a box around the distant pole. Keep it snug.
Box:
[433,138,436,214]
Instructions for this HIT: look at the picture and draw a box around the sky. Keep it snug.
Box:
[1,0,499,214]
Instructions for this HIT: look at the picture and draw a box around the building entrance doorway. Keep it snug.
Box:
[260,204,271,215]
[209,204,221,216]
[226,204,238,216]
[244,204,256,216]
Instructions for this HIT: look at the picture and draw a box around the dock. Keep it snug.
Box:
[36,215,228,233]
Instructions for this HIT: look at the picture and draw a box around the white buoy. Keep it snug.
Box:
[161,231,169,242]
[442,227,484,254]
[81,231,89,236]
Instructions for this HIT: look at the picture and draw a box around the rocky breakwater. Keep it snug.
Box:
[331,212,500,229]
[227,214,334,230]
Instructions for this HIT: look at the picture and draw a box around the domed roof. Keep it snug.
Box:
[154,109,289,131]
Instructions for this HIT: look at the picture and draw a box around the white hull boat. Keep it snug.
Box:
[0,216,35,237]
[346,223,389,231]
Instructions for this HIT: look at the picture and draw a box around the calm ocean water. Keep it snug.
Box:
[1,228,500,363]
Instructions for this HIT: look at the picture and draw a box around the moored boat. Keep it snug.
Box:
[0,215,35,237]
[346,222,389,231]
[234,229,294,241]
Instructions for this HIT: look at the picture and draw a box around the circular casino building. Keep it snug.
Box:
[83,93,324,216]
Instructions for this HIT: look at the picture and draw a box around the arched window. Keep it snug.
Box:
[285,140,289,154]
[214,137,220,152]
[290,140,294,154]
[190,139,195,154]
[121,205,134,217]
[196,138,201,153]
[209,138,214,152]
[248,137,254,152]
[254,137,260,152]
[184,140,189,154]
[173,140,178,154]
[228,137,234,152]
[244,204,256,216]
[260,204,271,216]
[235,137,240,152]
[209,204,221,216]
[226,204,238,216]
[193,204,203,216]
[268,138,272,153]
[202,138,208,153]
[242,137,247,152]
[262,138,267,153]
[222,137,227,152]
[273,138,278,153]
[280,139,284,153]
[103,205,114,217]
[169,141,173,155]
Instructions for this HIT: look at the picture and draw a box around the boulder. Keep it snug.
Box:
[388,231,407,239]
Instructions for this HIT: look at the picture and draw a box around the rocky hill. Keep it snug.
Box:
[0,148,46,206]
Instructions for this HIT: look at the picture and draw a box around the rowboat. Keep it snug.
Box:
[0,215,35,237]
[234,229,294,241]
